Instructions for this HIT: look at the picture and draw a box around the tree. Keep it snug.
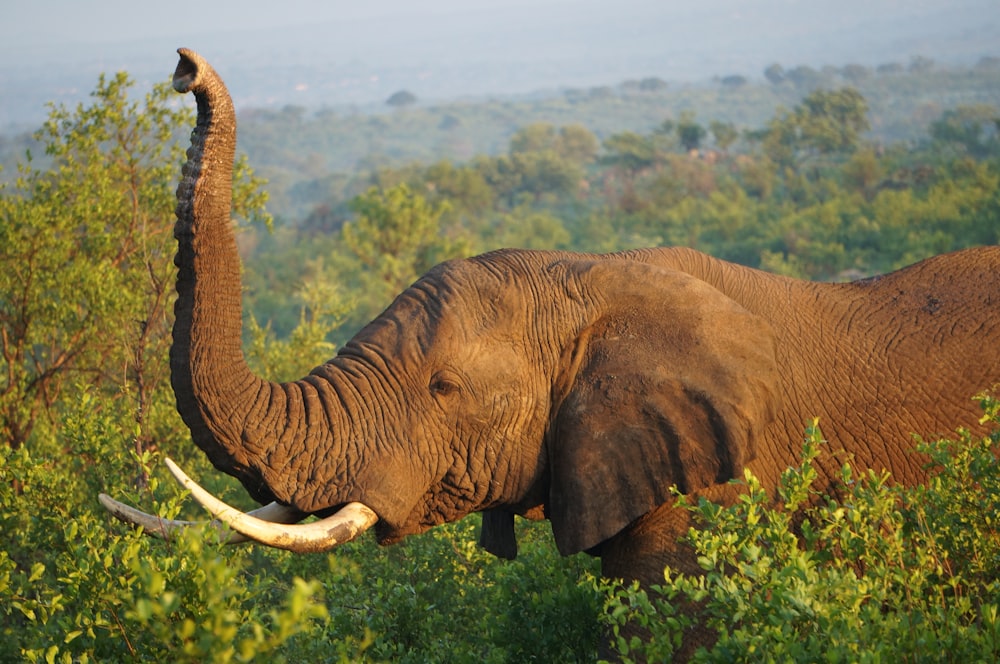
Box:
[509,123,558,154]
[760,88,870,165]
[587,85,616,100]
[511,152,584,201]
[488,205,572,251]
[553,125,599,164]
[908,55,935,73]
[841,147,885,198]
[676,112,707,153]
[929,104,1000,158]
[764,63,785,85]
[618,80,644,95]
[473,151,583,209]
[654,119,676,137]
[386,90,417,108]
[784,65,827,90]
[473,154,527,207]
[600,131,657,175]
[796,87,870,154]
[758,111,799,168]
[638,77,668,93]
[710,120,739,153]
[422,160,495,217]
[338,184,471,322]
[0,73,269,453]
[840,63,872,84]
[438,113,462,130]
[652,119,678,153]
[508,123,598,165]
[877,62,904,75]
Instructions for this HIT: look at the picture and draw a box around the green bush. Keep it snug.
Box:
[0,392,343,663]
[309,516,600,663]
[0,387,600,662]
[602,401,1000,662]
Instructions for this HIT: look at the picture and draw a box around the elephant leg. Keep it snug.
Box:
[600,485,744,661]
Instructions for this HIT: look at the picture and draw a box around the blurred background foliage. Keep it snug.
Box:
[1,57,999,661]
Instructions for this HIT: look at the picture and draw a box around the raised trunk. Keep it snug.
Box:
[171,49,286,503]
[103,55,382,544]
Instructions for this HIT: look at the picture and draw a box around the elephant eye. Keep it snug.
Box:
[429,372,461,398]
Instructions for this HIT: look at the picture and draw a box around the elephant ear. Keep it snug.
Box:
[547,259,780,556]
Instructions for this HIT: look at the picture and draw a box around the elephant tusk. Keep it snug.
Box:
[98,493,307,544]
[164,458,379,553]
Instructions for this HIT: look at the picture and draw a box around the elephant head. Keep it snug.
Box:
[101,49,781,561]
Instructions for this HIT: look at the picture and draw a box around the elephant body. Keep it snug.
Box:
[589,245,1000,579]
[104,50,1000,659]
[629,244,998,489]
[464,245,1000,570]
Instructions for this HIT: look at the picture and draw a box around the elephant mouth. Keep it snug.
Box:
[99,458,379,553]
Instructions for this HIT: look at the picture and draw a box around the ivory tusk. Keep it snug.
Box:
[98,493,307,544]
[164,458,378,553]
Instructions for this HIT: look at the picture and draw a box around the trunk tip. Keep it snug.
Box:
[173,48,204,94]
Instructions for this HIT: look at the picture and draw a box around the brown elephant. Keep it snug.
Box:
[102,49,1000,655]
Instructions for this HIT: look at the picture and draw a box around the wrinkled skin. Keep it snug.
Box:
[114,50,1000,658]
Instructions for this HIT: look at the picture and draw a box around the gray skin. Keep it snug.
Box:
[163,49,1000,654]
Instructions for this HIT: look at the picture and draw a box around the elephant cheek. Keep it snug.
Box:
[331,453,430,543]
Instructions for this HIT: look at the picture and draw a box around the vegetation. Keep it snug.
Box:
[1,56,999,661]
[602,399,1000,662]
[0,418,600,663]
[231,59,1000,221]
[240,82,1000,340]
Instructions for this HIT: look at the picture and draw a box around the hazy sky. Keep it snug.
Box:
[4,0,992,50]
[5,0,548,45]
[2,0,997,127]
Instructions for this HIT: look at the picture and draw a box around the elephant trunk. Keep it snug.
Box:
[171,49,288,502]
[99,49,382,549]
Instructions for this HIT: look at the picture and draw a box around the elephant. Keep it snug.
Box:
[101,49,1000,657]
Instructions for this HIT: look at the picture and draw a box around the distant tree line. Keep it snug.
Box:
[238,85,1000,341]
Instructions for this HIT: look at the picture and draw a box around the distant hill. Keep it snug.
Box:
[3,59,999,225]
[235,61,1000,220]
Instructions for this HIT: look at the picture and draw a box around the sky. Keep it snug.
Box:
[3,0,545,46]
[1,0,991,45]
[1,0,998,128]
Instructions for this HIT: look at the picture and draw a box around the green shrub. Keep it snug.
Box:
[0,391,348,663]
[253,515,601,663]
[0,387,599,662]
[602,403,1000,662]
